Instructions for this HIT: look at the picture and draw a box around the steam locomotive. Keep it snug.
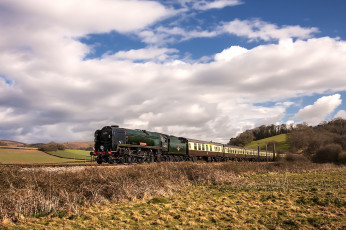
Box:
[91,125,275,164]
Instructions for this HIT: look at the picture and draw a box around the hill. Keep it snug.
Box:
[245,134,289,153]
[0,140,26,147]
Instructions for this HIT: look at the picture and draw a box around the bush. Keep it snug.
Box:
[38,142,65,152]
[338,152,346,164]
[314,144,342,163]
[285,153,308,162]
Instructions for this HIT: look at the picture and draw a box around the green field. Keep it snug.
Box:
[47,149,91,160]
[0,148,87,164]
[246,134,289,153]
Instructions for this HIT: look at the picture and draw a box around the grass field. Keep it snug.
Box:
[1,161,345,229]
[0,148,83,164]
[65,170,345,229]
[47,149,91,160]
[246,134,289,153]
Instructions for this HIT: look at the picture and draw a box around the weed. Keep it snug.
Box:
[148,197,170,204]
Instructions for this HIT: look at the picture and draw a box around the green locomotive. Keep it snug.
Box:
[91,125,275,164]
[91,125,187,164]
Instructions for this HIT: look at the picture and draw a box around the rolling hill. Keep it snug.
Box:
[0,140,26,147]
[245,134,289,153]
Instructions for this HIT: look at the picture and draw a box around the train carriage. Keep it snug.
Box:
[224,145,243,160]
[187,139,224,161]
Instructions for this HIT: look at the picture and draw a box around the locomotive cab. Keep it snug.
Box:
[91,125,124,164]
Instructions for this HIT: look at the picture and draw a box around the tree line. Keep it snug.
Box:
[288,118,346,163]
[228,118,346,164]
[228,123,291,147]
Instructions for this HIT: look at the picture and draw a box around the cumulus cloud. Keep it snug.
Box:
[0,1,346,143]
[221,19,319,41]
[214,46,248,61]
[0,0,173,35]
[1,35,346,143]
[137,18,318,46]
[292,94,342,126]
[334,110,346,119]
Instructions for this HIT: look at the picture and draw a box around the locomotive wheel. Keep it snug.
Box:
[97,159,102,164]
[125,156,132,164]
[156,156,161,163]
[137,157,144,164]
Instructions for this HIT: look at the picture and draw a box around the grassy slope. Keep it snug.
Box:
[47,149,91,160]
[246,134,289,153]
[0,148,82,164]
[5,168,345,229]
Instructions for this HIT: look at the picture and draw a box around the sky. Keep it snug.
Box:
[0,0,346,144]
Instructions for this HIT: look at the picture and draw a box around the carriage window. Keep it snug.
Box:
[194,143,197,150]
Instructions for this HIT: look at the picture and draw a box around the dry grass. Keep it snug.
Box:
[0,159,344,228]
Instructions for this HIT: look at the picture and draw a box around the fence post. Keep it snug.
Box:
[257,144,260,161]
